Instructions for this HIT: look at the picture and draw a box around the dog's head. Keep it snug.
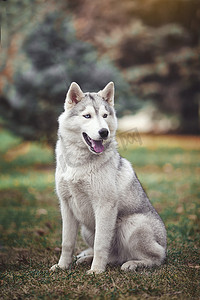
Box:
[61,82,117,154]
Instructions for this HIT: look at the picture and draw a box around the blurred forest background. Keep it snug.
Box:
[0,2,200,298]
[0,0,200,144]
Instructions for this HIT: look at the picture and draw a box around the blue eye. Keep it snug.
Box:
[83,114,91,119]
[103,114,108,118]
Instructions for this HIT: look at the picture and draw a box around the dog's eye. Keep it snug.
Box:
[83,114,91,119]
[103,114,108,118]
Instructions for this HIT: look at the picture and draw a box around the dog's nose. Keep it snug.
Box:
[99,128,109,139]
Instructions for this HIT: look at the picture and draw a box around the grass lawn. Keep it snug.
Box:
[0,129,199,299]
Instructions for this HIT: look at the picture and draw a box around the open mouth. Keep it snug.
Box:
[82,132,104,153]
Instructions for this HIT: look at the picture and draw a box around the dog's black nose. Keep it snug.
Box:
[99,128,109,139]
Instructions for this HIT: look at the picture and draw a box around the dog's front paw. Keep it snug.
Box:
[87,268,104,275]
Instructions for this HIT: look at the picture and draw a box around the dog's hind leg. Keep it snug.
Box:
[76,255,93,265]
[80,225,95,249]
[120,216,166,272]
[121,238,166,271]
[121,258,153,271]
[121,241,165,271]
[76,226,94,265]
[77,247,94,259]
[76,246,93,265]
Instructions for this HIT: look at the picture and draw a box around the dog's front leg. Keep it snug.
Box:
[88,203,117,274]
[51,199,79,271]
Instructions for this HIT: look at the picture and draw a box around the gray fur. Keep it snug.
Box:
[51,82,167,274]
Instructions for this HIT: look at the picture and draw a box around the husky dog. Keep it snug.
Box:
[51,82,167,274]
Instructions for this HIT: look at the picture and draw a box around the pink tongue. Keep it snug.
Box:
[91,139,104,153]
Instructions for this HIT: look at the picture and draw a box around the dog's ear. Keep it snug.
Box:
[65,82,84,109]
[98,82,115,106]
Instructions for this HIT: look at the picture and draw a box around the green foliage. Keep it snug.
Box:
[68,0,200,134]
[1,11,137,143]
[121,24,200,134]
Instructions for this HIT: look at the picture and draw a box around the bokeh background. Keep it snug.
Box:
[1,0,200,144]
[0,2,200,299]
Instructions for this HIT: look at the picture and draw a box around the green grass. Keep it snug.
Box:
[0,129,199,299]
